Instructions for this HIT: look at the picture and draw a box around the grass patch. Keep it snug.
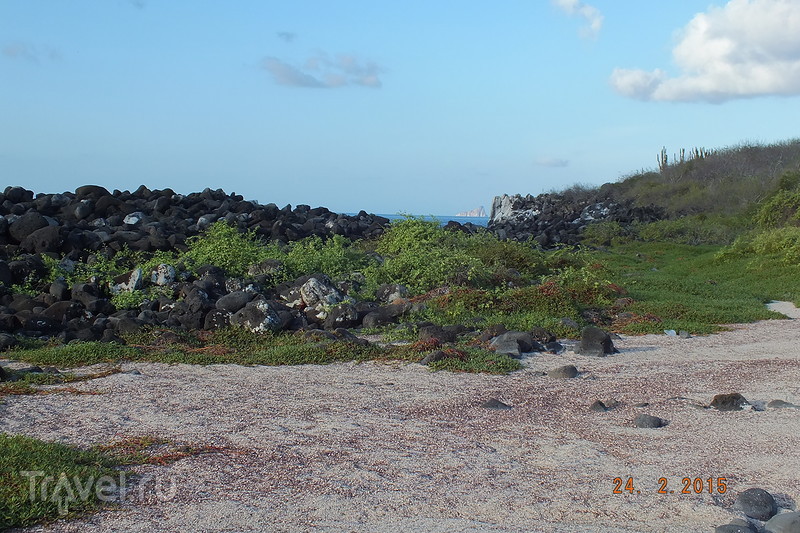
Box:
[597,242,799,334]
[0,434,122,529]
[6,343,142,367]
[426,348,522,374]
[0,368,123,397]
[0,432,233,529]
[4,326,522,375]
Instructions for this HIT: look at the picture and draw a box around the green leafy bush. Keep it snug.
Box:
[284,235,374,281]
[581,221,629,247]
[110,290,146,310]
[182,221,281,277]
[635,215,746,245]
[369,217,493,293]
[460,232,547,281]
[374,216,444,256]
[753,189,800,228]
[720,227,800,264]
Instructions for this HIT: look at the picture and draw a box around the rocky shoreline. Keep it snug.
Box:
[488,192,663,246]
[0,184,647,351]
[0,185,419,348]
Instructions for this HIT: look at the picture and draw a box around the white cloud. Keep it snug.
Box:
[262,52,383,89]
[611,0,800,103]
[553,0,604,39]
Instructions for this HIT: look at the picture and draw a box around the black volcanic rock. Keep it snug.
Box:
[0,185,398,342]
[8,212,49,243]
[488,191,664,246]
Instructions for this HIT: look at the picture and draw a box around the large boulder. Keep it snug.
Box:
[0,261,12,287]
[323,303,360,330]
[490,331,542,358]
[41,301,84,323]
[710,393,750,411]
[734,488,778,521]
[151,264,176,286]
[230,299,290,333]
[574,326,617,356]
[376,283,409,304]
[20,225,62,253]
[8,212,49,243]
[216,290,255,314]
[299,275,345,308]
[764,512,800,533]
[0,333,17,352]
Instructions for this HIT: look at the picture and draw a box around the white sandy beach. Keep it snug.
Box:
[2,304,799,533]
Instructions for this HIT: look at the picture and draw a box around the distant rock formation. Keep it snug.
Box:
[455,206,487,217]
[488,193,663,247]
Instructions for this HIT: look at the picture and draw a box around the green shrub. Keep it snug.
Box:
[776,170,800,192]
[460,232,547,281]
[370,217,495,294]
[182,221,281,277]
[375,216,444,256]
[721,227,800,264]
[581,221,629,247]
[753,189,800,228]
[110,290,146,310]
[635,215,746,245]
[284,235,374,281]
[378,246,488,295]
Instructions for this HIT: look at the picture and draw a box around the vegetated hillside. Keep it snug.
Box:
[488,139,800,248]
[570,138,800,247]
[609,138,800,217]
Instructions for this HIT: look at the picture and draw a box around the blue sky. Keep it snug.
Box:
[2,1,800,215]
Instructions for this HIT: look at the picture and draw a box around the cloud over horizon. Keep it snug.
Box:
[552,0,604,39]
[611,0,800,103]
[262,52,383,89]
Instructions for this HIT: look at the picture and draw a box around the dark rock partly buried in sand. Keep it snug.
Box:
[548,364,578,379]
[477,323,508,342]
[418,325,457,344]
[0,332,17,352]
[481,398,512,410]
[767,399,800,409]
[711,393,751,411]
[764,511,800,533]
[715,519,758,533]
[544,341,564,354]
[489,331,542,358]
[633,414,668,428]
[734,488,778,521]
[575,325,618,356]
[420,350,447,365]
